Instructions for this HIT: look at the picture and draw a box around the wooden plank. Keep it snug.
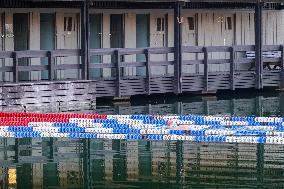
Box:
[183,60,203,65]
[145,49,151,95]
[262,58,281,63]
[204,47,208,92]
[206,46,231,52]
[0,51,13,58]
[208,59,231,64]
[0,66,13,72]
[255,2,263,89]
[48,51,55,81]
[14,50,48,58]
[119,48,145,55]
[119,61,146,67]
[230,47,235,90]
[115,50,121,97]
[234,45,255,52]
[235,58,255,64]
[281,45,284,88]
[150,60,174,66]
[18,65,48,72]
[148,47,174,54]
[174,1,182,94]
[89,63,115,68]
[182,46,204,53]
[89,48,115,56]
[55,64,82,70]
[80,0,89,80]
[51,49,81,57]
[262,45,281,51]
[13,52,18,83]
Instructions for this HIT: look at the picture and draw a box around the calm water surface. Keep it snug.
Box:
[1,91,284,189]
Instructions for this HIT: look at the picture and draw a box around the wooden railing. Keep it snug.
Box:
[0,45,283,97]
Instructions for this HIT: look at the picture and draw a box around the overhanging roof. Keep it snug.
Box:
[29,0,284,2]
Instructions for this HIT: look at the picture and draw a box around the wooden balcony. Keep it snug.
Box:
[0,45,283,99]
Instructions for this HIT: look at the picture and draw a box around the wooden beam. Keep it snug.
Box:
[280,45,284,89]
[145,49,151,95]
[230,46,235,90]
[115,50,121,97]
[174,1,182,94]
[81,0,89,80]
[12,52,19,83]
[203,47,208,92]
[48,51,55,80]
[255,0,263,89]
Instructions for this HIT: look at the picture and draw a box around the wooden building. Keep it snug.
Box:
[0,0,283,102]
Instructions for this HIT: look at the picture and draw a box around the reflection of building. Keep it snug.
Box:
[1,138,284,188]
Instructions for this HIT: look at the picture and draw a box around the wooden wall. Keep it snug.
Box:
[0,8,283,79]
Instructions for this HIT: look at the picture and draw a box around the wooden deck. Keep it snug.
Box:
[0,45,283,101]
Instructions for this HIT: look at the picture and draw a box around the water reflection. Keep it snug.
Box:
[1,139,284,188]
[0,91,284,188]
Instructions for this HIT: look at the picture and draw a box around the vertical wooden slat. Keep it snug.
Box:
[81,0,89,80]
[174,1,182,94]
[204,47,208,92]
[13,52,18,83]
[230,46,235,90]
[115,50,121,97]
[48,51,55,81]
[255,1,263,89]
[280,45,284,89]
[145,49,151,95]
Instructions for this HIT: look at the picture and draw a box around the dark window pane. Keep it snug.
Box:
[157,18,161,31]
[188,17,194,30]
[227,17,232,30]
[68,17,73,31]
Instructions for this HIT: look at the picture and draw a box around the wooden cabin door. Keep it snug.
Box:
[150,14,167,75]
[223,14,234,47]
[14,13,29,81]
[182,14,198,74]
[89,14,102,78]
[40,13,55,80]
[57,13,79,79]
[110,14,124,77]
[136,14,149,76]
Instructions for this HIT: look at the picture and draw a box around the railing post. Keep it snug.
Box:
[48,51,55,81]
[230,46,235,90]
[203,47,208,92]
[145,49,151,95]
[174,1,183,94]
[255,0,263,89]
[280,45,284,89]
[81,0,89,80]
[12,52,18,83]
[115,50,121,97]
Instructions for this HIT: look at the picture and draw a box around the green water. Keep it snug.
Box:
[1,91,284,189]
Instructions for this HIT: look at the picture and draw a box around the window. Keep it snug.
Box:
[226,17,232,30]
[64,17,73,32]
[188,17,195,30]
[156,17,165,31]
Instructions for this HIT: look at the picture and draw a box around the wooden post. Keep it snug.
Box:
[81,0,89,80]
[145,49,151,95]
[255,1,263,89]
[12,52,18,83]
[204,47,208,92]
[174,1,182,94]
[280,45,284,89]
[230,46,235,90]
[115,50,121,97]
[48,51,55,81]
[83,139,91,189]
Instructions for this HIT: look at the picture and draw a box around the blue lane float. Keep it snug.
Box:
[1,113,284,144]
